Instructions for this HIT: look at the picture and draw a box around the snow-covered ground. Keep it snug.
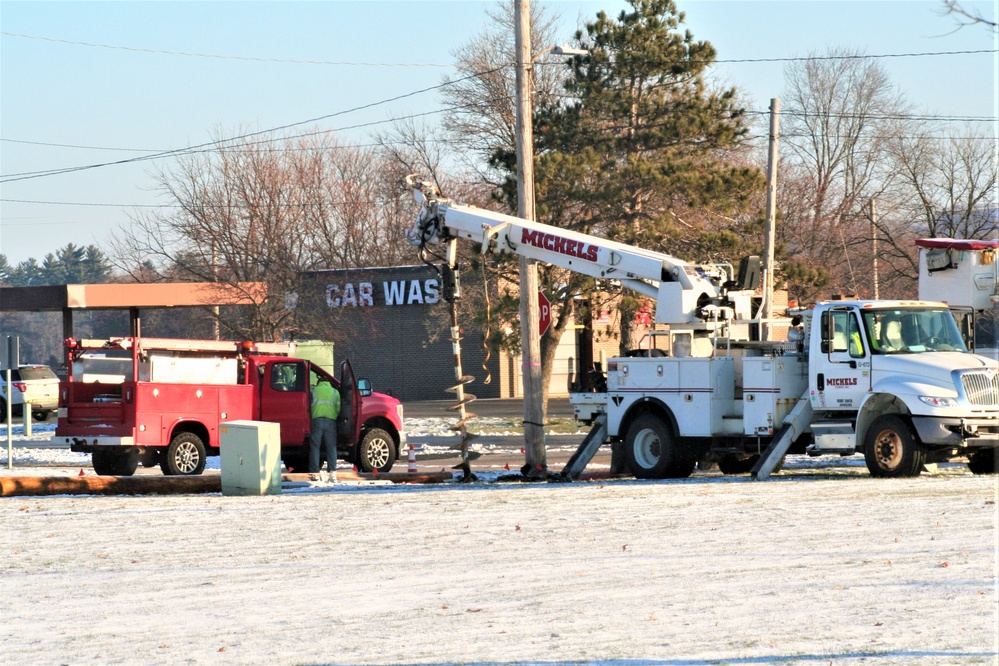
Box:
[3,472,997,665]
[2,420,997,665]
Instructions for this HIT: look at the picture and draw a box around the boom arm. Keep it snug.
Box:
[405,177,749,326]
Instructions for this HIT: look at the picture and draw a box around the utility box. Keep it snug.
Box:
[294,340,336,375]
[220,420,281,496]
[742,355,807,436]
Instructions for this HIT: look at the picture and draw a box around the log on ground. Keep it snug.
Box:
[0,475,222,497]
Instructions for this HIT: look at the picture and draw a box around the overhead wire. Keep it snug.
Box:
[0,31,452,67]
[0,67,505,183]
[2,34,994,212]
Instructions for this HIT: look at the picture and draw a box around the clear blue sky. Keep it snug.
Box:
[1,0,996,266]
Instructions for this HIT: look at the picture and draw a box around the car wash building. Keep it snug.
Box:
[297,265,622,402]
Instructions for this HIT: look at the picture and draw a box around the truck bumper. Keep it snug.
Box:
[67,436,136,451]
[912,416,999,448]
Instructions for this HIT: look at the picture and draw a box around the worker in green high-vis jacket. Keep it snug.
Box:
[309,376,341,474]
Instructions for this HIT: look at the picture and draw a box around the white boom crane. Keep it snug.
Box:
[405,177,758,330]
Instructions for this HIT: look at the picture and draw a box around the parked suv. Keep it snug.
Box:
[1,364,60,421]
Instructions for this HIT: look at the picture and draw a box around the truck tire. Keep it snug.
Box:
[282,452,309,473]
[92,449,139,476]
[967,449,998,475]
[864,414,925,478]
[161,432,207,476]
[717,454,760,475]
[356,428,395,474]
[624,413,695,479]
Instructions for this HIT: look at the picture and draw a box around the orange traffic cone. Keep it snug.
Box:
[78,469,85,476]
[407,444,417,473]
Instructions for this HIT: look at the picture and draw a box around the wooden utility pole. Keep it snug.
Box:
[514,0,547,477]
[870,197,880,299]
[761,98,780,341]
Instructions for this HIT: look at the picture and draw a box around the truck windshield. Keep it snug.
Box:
[863,308,969,354]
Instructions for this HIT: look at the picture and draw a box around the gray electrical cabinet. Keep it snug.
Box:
[220,420,282,496]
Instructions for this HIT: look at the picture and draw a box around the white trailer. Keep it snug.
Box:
[917,238,999,361]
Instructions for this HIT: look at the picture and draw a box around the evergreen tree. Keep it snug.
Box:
[532,0,764,350]
[9,258,44,287]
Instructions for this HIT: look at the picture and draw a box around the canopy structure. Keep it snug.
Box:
[0,282,267,339]
[915,238,999,251]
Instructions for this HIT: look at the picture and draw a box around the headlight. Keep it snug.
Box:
[919,395,957,408]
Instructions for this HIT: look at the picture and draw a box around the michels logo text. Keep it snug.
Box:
[827,377,858,387]
[521,229,599,262]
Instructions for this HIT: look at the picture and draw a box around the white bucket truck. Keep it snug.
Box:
[404,178,999,478]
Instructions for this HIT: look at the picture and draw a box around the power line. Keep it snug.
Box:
[0,138,161,152]
[0,68,503,183]
[6,31,992,66]
[712,49,996,64]
[0,197,417,222]
[6,102,990,158]
[0,31,452,67]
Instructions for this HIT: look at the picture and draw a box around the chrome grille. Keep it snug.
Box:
[961,371,999,406]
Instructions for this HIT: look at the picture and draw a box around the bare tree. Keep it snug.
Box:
[377,1,584,410]
[940,0,998,30]
[439,0,564,186]
[885,120,998,245]
[111,130,413,341]
[780,47,912,298]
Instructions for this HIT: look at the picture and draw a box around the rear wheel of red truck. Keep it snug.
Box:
[282,452,309,473]
[356,428,396,474]
[92,449,139,476]
[162,432,207,476]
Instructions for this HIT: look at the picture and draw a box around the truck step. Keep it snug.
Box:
[752,391,811,480]
[809,421,856,452]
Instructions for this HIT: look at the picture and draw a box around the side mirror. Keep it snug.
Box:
[820,311,831,354]
[357,378,372,397]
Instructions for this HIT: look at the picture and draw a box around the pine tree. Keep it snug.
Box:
[533,0,764,350]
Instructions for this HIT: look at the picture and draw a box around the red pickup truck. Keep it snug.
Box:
[55,337,406,476]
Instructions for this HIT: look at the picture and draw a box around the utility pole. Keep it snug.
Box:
[870,197,880,300]
[514,0,547,478]
[761,98,780,341]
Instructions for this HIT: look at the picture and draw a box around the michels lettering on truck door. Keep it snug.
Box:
[324,279,441,307]
[826,377,858,387]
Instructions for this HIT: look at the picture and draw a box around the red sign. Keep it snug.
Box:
[538,291,552,337]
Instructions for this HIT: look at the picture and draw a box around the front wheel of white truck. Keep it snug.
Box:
[864,414,926,478]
